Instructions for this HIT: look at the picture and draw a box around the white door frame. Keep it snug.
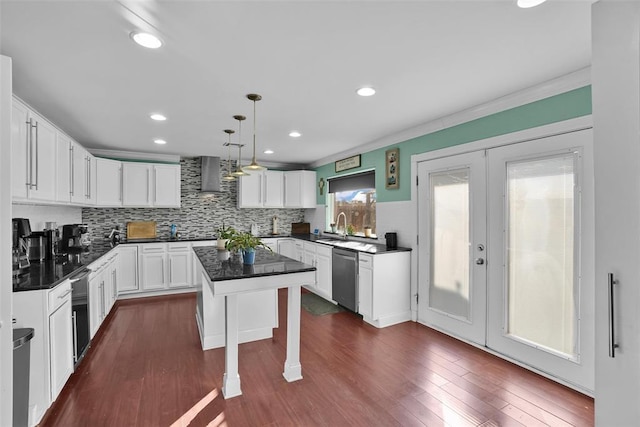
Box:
[409,115,593,393]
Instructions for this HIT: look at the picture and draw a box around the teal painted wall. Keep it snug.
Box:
[315,86,592,205]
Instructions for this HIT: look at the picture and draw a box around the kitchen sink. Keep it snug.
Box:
[315,238,377,253]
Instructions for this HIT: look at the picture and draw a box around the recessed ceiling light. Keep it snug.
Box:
[289,131,302,138]
[131,32,163,49]
[150,113,167,121]
[153,139,167,145]
[516,0,547,8]
[264,149,274,154]
[356,87,376,97]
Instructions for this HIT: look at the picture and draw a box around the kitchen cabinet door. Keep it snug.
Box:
[122,162,151,206]
[96,157,122,206]
[277,239,296,260]
[358,260,373,319]
[117,245,139,293]
[153,164,181,207]
[23,109,57,202]
[55,133,72,203]
[316,245,332,299]
[70,141,87,204]
[85,153,97,205]
[88,269,104,338]
[263,170,283,208]
[168,243,191,288]
[303,242,317,289]
[238,172,263,208]
[140,245,167,290]
[49,297,73,401]
[284,170,316,208]
[11,100,29,199]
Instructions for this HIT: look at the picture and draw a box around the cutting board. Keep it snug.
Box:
[291,222,310,235]
[126,221,157,239]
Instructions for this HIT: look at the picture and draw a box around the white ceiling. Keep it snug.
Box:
[0,1,592,167]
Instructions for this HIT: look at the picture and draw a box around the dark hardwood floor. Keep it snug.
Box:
[42,290,594,426]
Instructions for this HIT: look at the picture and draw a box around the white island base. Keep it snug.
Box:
[196,274,278,350]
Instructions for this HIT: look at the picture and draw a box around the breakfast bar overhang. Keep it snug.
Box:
[193,246,316,398]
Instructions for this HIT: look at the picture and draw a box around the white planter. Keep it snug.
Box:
[217,239,229,250]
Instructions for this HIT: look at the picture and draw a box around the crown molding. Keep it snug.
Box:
[310,67,591,169]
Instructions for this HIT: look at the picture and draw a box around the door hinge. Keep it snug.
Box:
[416,235,419,245]
[416,176,419,186]
[416,293,419,304]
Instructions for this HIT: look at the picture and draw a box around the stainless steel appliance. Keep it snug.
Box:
[26,232,44,262]
[12,218,31,275]
[332,247,358,312]
[69,268,92,366]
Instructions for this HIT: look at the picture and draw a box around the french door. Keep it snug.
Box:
[417,129,594,392]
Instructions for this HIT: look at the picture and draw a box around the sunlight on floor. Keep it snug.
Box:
[170,388,227,427]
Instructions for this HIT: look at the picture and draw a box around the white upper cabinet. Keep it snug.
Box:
[238,170,284,208]
[95,157,122,206]
[122,162,151,206]
[284,170,316,208]
[11,98,57,202]
[55,132,71,203]
[263,170,284,208]
[122,162,181,208]
[70,141,96,205]
[238,169,315,209]
[153,164,181,207]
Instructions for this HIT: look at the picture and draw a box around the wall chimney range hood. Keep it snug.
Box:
[201,156,221,192]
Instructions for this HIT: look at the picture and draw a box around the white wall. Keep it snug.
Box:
[11,204,82,231]
[1,55,13,427]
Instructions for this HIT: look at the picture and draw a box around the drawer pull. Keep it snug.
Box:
[57,289,73,299]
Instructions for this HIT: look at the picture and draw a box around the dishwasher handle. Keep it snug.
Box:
[68,268,92,283]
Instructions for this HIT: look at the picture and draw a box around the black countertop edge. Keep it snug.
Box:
[120,235,291,244]
[193,246,315,282]
[289,233,412,254]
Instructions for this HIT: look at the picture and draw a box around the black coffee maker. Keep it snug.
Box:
[61,224,82,252]
[385,232,398,250]
[12,218,31,274]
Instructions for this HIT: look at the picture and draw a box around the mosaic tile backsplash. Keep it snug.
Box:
[82,158,306,247]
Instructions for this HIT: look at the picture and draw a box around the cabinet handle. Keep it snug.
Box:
[72,311,78,363]
[100,281,105,317]
[113,269,117,299]
[88,157,92,199]
[69,144,74,196]
[608,273,619,358]
[147,168,151,203]
[119,166,123,201]
[25,119,32,188]
[57,289,73,299]
[33,120,39,190]
[154,168,157,204]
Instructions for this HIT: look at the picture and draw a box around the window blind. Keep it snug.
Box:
[328,171,375,193]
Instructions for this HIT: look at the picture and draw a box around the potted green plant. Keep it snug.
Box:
[216,223,237,250]
[225,232,272,265]
[346,224,355,236]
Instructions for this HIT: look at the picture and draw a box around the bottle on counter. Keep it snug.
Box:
[170,224,177,239]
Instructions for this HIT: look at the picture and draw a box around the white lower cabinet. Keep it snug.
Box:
[358,251,411,328]
[140,244,167,290]
[48,294,73,400]
[88,252,118,338]
[13,280,74,426]
[315,245,332,299]
[191,240,216,288]
[277,238,297,259]
[168,242,191,288]
[117,244,139,293]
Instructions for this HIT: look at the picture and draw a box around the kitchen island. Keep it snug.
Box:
[193,246,315,398]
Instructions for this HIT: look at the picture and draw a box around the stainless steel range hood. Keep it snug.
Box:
[201,156,221,192]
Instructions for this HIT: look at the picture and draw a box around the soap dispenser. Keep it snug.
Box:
[170,224,177,239]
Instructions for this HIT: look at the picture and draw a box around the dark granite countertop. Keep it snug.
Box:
[120,235,288,244]
[13,246,114,292]
[193,246,315,282]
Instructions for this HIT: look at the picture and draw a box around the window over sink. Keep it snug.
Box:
[327,170,377,237]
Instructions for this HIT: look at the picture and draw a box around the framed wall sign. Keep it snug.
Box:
[385,148,399,189]
[335,154,361,172]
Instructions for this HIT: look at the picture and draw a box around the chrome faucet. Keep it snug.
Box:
[336,212,348,240]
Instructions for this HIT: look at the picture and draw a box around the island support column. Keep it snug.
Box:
[283,285,303,381]
[222,294,241,398]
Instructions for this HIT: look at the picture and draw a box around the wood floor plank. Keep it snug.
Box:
[41,290,594,427]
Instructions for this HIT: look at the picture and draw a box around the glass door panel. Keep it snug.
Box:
[429,169,471,320]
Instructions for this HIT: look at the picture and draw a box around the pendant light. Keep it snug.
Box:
[243,93,266,171]
[222,129,236,181]
[231,115,250,177]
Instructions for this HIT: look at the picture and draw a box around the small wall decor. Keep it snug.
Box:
[385,148,399,189]
[335,154,361,172]
[318,177,325,195]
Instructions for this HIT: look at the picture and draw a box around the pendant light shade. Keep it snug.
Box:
[243,93,266,171]
[231,115,250,177]
[222,129,236,181]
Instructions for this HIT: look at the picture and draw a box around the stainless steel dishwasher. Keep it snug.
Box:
[332,247,358,312]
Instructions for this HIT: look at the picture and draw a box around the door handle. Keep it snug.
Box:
[475,258,485,265]
[608,273,619,358]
